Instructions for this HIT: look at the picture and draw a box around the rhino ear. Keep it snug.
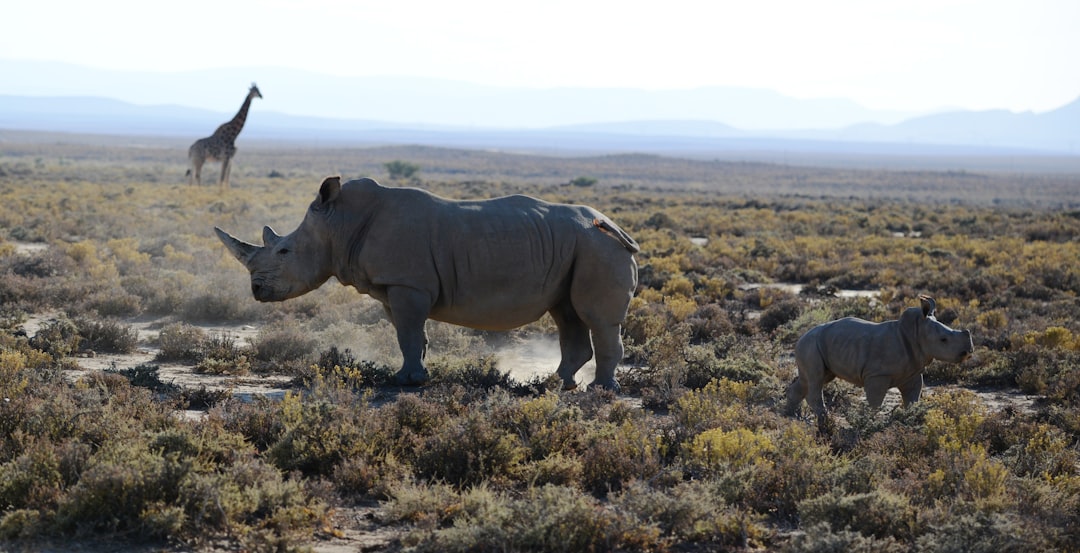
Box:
[262,226,282,247]
[900,307,921,342]
[215,227,261,267]
[316,176,342,207]
[919,295,936,318]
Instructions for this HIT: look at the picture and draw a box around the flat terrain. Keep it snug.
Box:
[1,134,1078,552]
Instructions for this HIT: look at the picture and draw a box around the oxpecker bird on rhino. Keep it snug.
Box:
[215,176,639,390]
[785,295,973,429]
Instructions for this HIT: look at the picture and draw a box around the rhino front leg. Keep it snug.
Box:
[387,286,433,386]
[864,376,892,409]
[898,373,924,406]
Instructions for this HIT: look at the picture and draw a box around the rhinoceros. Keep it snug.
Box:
[784,295,973,428]
[215,176,639,390]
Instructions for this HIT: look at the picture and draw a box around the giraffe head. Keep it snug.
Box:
[249,83,263,100]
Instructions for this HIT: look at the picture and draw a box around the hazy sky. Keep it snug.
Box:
[4,0,1078,114]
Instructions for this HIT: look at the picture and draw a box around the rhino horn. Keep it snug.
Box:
[262,226,283,247]
[215,227,261,267]
[919,295,936,317]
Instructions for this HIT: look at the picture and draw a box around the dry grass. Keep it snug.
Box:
[1,137,1078,551]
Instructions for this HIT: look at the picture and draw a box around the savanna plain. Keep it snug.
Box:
[1,134,1079,552]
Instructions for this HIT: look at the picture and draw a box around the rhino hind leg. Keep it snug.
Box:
[784,377,807,416]
[588,324,624,392]
[566,250,635,393]
[549,302,594,390]
[795,357,832,429]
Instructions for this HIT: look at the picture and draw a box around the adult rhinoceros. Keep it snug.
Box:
[784,295,973,428]
[215,176,639,390]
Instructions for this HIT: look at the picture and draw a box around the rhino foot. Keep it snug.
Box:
[589,379,621,393]
[393,368,429,387]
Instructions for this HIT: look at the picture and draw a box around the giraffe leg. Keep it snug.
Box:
[220,156,232,189]
[187,149,203,186]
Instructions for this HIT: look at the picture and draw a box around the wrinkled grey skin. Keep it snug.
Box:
[785,295,974,429]
[215,176,639,390]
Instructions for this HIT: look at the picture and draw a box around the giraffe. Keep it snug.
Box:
[187,83,262,188]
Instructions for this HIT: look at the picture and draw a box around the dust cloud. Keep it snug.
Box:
[495,336,594,386]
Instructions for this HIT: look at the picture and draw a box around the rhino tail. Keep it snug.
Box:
[593,218,640,254]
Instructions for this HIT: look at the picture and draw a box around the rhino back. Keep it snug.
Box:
[434,197,581,314]
[345,189,618,329]
[807,317,913,384]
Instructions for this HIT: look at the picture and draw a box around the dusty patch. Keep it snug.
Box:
[740,282,881,300]
[10,241,50,255]
[22,314,290,413]
[310,504,403,553]
[964,387,1041,414]
[496,335,596,386]
[20,313,600,413]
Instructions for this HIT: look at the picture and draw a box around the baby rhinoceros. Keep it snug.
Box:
[785,295,973,429]
[214,176,639,391]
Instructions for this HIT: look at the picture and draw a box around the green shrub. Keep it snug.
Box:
[179,293,251,323]
[156,322,206,362]
[759,298,801,334]
[613,480,768,548]
[685,303,735,343]
[28,317,81,358]
[194,332,251,375]
[0,509,43,541]
[385,160,420,180]
[0,439,91,513]
[720,423,841,522]
[266,392,378,477]
[781,523,908,553]
[428,355,521,392]
[579,416,664,497]
[395,484,662,553]
[75,317,139,354]
[252,322,317,374]
[0,307,27,333]
[82,288,142,318]
[502,392,583,461]
[414,409,526,487]
[53,440,185,535]
[212,396,286,452]
[332,452,408,500]
[798,489,918,540]
[108,363,181,396]
[914,512,1051,553]
[307,346,394,389]
[518,453,583,488]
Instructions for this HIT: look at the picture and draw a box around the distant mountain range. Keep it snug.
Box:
[1,59,1078,156]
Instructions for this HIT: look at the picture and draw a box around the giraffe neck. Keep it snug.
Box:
[216,92,255,144]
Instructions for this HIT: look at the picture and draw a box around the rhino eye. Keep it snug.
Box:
[277,248,290,255]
